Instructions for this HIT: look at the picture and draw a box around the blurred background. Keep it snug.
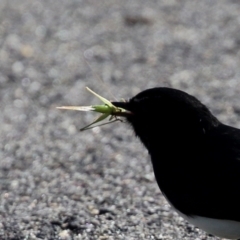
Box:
[1,0,240,239]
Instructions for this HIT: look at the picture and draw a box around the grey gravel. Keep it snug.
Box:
[1,0,240,239]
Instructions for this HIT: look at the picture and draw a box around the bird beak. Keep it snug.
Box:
[57,87,132,131]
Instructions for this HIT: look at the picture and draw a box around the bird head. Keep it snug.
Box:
[112,88,219,151]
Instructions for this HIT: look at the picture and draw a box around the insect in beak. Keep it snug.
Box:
[57,87,131,131]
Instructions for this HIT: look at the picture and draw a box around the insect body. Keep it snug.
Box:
[57,87,130,131]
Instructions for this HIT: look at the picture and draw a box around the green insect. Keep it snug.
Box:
[57,87,131,131]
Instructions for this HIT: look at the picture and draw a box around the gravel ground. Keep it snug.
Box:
[1,0,240,239]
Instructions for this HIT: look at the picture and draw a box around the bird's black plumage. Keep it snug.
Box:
[112,87,240,234]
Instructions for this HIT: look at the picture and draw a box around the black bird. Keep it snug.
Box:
[111,87,240,239]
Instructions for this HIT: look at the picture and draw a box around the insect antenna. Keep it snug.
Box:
[84,57,118,101]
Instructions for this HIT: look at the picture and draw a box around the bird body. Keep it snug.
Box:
[112,87,240,239]
[58,87,240,239]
